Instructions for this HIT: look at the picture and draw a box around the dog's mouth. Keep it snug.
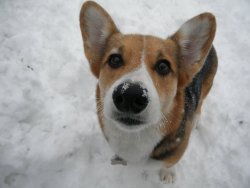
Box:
[112,112,146,127]
[116,116,144,126]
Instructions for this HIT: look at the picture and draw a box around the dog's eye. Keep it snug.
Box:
[154,60,171,76]
[108,54,123,69]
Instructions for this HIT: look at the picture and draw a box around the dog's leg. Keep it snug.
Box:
[111,155,127,166]
[159,166,176,184]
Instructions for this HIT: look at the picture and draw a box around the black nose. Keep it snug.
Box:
[112,82,149,114]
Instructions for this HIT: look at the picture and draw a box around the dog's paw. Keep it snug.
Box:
[159,168,176,184]
[111,155,127,166]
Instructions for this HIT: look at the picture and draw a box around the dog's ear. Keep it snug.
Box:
[172,13,216,87]
[80,1,119,77]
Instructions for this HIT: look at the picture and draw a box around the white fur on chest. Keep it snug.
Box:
[103,120,163,163]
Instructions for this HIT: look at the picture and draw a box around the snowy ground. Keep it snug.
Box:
[1,0,250,187]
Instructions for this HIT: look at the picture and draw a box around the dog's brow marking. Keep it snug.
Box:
[110,48,119,54]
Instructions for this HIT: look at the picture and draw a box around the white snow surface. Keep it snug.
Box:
[1,0,250,187]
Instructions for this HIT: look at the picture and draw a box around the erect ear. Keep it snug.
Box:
[172,13,216,87]
[80,1,119,77]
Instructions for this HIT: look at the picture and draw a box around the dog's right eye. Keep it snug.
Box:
[108,54,123,69]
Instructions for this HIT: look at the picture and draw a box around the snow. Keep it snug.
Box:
[0,0,250,187]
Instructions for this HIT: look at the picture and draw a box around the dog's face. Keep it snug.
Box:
[80,2,216,132]
[99,35,178,131]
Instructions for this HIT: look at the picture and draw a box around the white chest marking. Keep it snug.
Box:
[104,120,162,163]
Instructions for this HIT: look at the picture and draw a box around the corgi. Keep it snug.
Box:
[79,1,217,183]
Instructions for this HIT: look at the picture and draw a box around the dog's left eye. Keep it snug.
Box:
[108,54,123,69]
[154,60,171,76]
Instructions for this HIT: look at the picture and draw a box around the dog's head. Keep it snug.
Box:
[80,1,216,132]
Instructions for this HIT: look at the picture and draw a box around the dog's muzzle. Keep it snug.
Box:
[112,82,148,126]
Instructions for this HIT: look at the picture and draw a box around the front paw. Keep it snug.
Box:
[159,168,176,184]
[111,155,127,166]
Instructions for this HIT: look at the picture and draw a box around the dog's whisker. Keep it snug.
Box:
[96,104,104,112]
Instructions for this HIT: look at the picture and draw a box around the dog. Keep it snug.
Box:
[79,1,217,183]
